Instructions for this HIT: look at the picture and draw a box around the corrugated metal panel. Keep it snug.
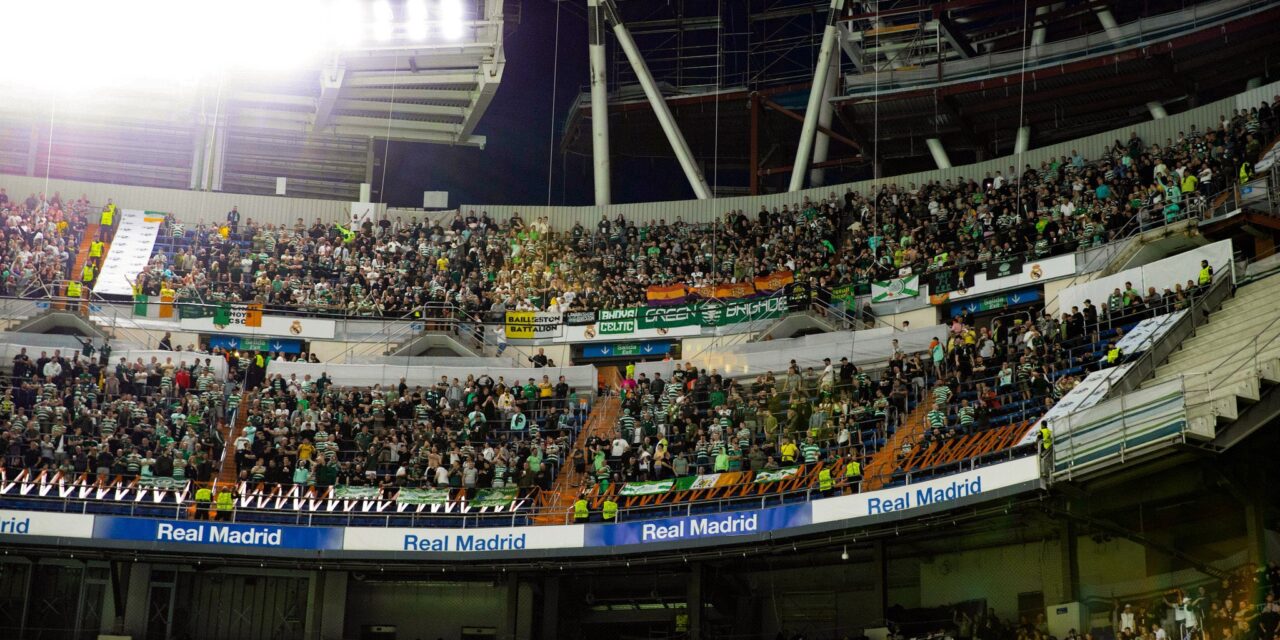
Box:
[446,79,1280,226]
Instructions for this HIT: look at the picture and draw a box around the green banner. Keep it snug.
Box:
[334,485,381,500]
[597,307,639,334]
[396,488,451,505]
[133,294,149,317]
[637,296,788,330]
[753,466,801,484]
[138,477,185,490]
[472,487,518,508]
[618,478,675,496]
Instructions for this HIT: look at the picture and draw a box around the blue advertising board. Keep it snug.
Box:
[207,335,303,354]
[93,516,343,551]
[584,504,811,547]
[949,286,1041,318]
[581,341,674,359]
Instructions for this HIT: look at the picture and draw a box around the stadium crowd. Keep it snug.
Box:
[104,96,1275,319]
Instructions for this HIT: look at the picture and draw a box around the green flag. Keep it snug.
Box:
[212,302,232,326]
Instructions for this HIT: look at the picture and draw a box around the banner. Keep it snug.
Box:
[396,488,452,505]
[0,510,95,539]
[986,256,1025,281]
[565,310,598,326]
[180,314,336,340]
[754,270,795,293]
[871,275,920,302]
[638,296,787,330]
[137,477,187,491]
[694,281,756,300]
[94,209,165,296]
[93,515,344,550]
[584,503,811,547]
[810,457,1041,523]
[472,488,517,508]
[673,472,743,491]
[645,284,689,306]
[334,486,381,500]
[753,466,801,484]
[504,311,562,340]
[618,478,675,496]
[345,524,584,553]
[786,282,814,311]
[596,308,640,334]
[926,267,975,296]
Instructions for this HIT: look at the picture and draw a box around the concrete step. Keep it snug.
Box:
[1161,341,1280,378]
[1178,311,1280,343]
[1165,323,1280,363]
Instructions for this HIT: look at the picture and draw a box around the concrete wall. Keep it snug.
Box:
[343,580,507,640]
[919,540,1067,619]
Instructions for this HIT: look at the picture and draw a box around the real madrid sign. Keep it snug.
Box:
[180,315,337,340]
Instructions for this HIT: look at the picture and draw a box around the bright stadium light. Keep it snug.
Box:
[373,0,395,42]
[333,0,365,48]
[408,0,430,41]
[441,0,465,40]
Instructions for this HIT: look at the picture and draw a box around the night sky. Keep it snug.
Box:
[378,0,695,209]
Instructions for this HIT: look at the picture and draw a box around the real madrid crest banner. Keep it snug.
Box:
[870,275,920,303]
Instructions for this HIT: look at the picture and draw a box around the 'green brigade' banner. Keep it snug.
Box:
[870,275,920,303]
[472,487,518,508]
[753,466,801,484]
[334,486,381,500]
[638,296,788,329]
[396,488,452,505]
[618,478,675,496]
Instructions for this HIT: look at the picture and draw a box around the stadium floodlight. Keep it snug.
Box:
[334,0,365,48]
[408,0,430,41]
[441,0,465,40]
[373,0,395,42]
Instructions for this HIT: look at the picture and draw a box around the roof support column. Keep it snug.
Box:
[1093,5,1124,43]
[809,52,841,187]
[1015,125,1031,155]
[588,0,612,206]
[600,0,711,199]
[1031,3,1063,47]
[926,138,952,169]
[1146,101,1168,120]
[789,0,845,192]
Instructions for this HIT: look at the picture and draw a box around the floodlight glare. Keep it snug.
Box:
[442,0,465,40]
[408,0,430,41]
[334,0,365,48]
[374,0,395,42]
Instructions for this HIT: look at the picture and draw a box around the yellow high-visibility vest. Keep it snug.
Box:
[100,206,115,226]
[573,499,589,520]
[67,281,82,297]
[818,469,833,491]
[845,460,861,478]
[89,241,104,257]
[1040,426,1053,450]
[1199,266,1212,285]
[602,500,618,521]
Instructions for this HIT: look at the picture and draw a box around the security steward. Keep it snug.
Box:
[818,464,834,497]
[99,201,117,241]
[1039,424,1053,452]
[193,484,213,520]
[843,457,862,494]
[573,494,590,524]
[215,486,235,521]
[1198,260,1213,287]
[602,496,619,523]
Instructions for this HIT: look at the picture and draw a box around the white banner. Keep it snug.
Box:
[94,209,164,296]
[946,254,1077,302]
[557,323,701,344]
[0,510,95,539]
[871,275,920,303]
[180,315,337,340]
[1017,363,1133,446]
[344,524,585,553]
[810,457,1041,523]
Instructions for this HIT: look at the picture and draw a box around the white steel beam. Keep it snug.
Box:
[335,100,467,119]
[810,52,840,187]
[600,0,711,200]
[345,71,480,88]
[314,62,346,130]
[459,60,504,139]
[343,88,472,104]
[789,0,845,192]
[926,138,952,169]
[588,0,612,205]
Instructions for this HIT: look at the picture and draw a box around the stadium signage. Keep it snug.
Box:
[865,475,983,514]
[585,504,810,547]
[0,510,95,538]
[810,456,1041,524]
[93,516,344,550]
[343,524,584,554]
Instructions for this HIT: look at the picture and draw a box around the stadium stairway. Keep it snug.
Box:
[532,396,621,525]
[861,400,935,491]
[216,391,253,486]
[1142,274,1280,436]
[60,223,102,310]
